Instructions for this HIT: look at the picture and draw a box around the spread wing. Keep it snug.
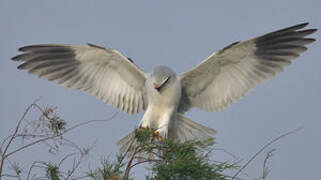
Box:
[12,43,147,114]
[179,23,317,112]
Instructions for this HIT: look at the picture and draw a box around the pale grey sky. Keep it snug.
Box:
[1,0,320,179]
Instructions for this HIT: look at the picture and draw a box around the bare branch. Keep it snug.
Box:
[27,161,46,180]
[0,100,39,178]
[1,174,19,178]
[64,112,117,133]
[129,158,161,169]
[124,143,140,178]
[64,155,83,180]
[58,153,78,168]
[3,112,115,160]
[232,127,302,179]
[1,100,114,180]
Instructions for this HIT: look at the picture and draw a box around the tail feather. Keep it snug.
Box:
[117,131,136,153]
[117,113,216,152]
[170,113,216,142]
[180,115,217,134]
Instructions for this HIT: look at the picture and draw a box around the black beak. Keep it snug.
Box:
[154,83,162,92]
[155,87,161,92]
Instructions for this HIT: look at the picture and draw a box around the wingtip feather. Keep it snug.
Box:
[11,54,22,61]
[286,22,309,31]
[18,46,30,52]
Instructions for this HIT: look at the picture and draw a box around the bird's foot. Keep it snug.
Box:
[152,130,163,142]
[139,125,149,130]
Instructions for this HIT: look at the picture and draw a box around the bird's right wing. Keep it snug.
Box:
[179,23,316,112]
[12,44,147,114]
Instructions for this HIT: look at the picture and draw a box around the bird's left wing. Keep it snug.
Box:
[12,44,147,114]
[179,23,317,112]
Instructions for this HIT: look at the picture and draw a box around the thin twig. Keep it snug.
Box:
[213,148,239,160]
[6,158,22,180]
[124,142,140,178]
[1,100,115,179]
[130,159,161,169]
[64,155,83,180]
[27,161,52,180]
[3,114,115,160]
[4,134,62,159]
[217,173,247,180]
[0,174,19,178]
[0,100,38,178]
[27,161,42,180]
[58,153,78,168]
[65,112,117,133]
[232,127,302,179]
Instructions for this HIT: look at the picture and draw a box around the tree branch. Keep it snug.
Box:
[232,127,302,179]
[0,100,38,179]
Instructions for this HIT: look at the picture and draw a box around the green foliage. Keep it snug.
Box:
[87,156,128,180]
[48,116,66,136]
[46,163,60,180]
[134,128,153,143]
[42,106,66,136]
[87,128,235,180]
[147,139,234,180]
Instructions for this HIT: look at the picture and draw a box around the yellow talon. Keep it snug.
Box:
[157,135,163,142]
[152,130,163,142]
[151,130,157,142]
[153,130,159,136]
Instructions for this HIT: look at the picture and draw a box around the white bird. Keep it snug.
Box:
[12,23,317,149]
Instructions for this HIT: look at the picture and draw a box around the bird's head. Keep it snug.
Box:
[150,66,176,92]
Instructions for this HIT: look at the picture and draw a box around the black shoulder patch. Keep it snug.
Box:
[222,41,240,51]
[127,57,134,64]
[87,43,106,50]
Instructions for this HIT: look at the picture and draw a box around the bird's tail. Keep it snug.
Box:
[169,113,217,142]
[117,113,216,153]
[117,130,137,153]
